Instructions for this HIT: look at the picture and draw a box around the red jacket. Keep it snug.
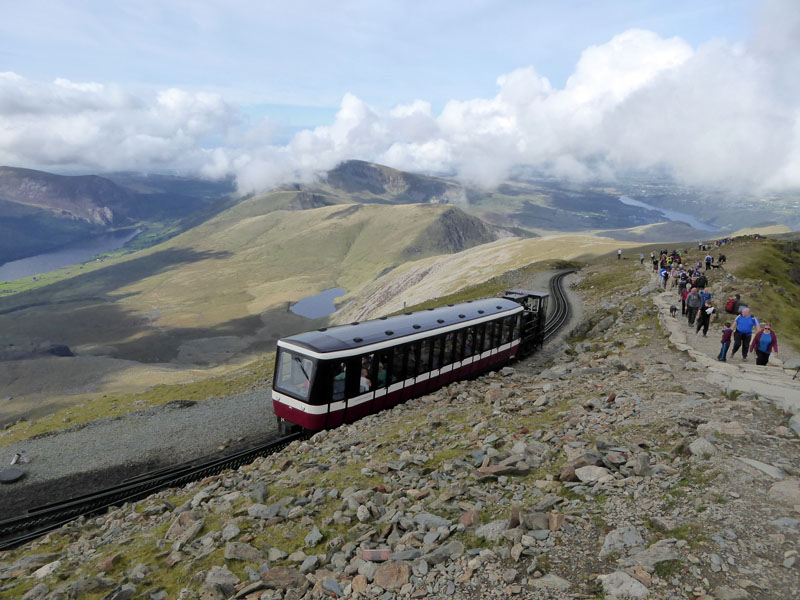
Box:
[750,329,778,353]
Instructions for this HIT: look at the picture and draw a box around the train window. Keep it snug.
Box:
[454,330,464,361]
[473,324,484,354]
[275,350,315,400]
[332,362,347,401]
[431,336,442,369]
[360,354,374,393]
[443,332,454,365]
[464,327,475,357]
[483,322,494,351]
[512,314,522,340]
[419,339,431,374]
[502,316,513,344]
[392,347,405,383]
[493,318,504,346]
[407,343,418,377]
[377,349,391,387]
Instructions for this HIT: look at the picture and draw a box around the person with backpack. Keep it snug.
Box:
[730,308,760,361]
[686,288,702,326]
[695,273,708,289]
[695,299,716,337]
[725,294,741,314]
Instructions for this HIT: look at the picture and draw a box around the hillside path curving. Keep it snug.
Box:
[648,269,799,416]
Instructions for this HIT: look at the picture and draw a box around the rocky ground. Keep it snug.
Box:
[1,260,799,600]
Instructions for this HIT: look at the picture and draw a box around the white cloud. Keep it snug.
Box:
[0,72,238,172]
[2,1,800,194]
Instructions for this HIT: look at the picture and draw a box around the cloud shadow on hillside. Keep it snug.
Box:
[0,247,233,315]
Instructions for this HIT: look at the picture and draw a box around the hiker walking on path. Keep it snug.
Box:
[618,249,622,260]
[660,266,669,288]
[680,286,690,315]
[750,324,778,366]
[730,308,760,361]
[718,322,733,361]
[686,287,702,326]
[640,253,645,264]
[695,298,716,337]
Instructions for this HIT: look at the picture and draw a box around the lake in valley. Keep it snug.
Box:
[0,229,142,281]
[290,287,347,319]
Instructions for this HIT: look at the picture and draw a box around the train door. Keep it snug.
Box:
[402,341,420,400]
[469,324,485,375]
[428,335,444,392]
[439,331,456,385]
[415,337,432,394]
[343,353,376,423]
[325,359,349,428]
[372,348,393,413]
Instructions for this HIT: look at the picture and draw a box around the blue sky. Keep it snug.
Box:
[2,0,798,192]
[1,1,752,127]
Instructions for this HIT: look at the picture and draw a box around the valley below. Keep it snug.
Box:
[0,161,797,437]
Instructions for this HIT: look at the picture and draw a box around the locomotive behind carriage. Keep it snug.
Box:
[272,289,548,433]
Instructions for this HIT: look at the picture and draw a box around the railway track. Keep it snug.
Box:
[543,269,573,340]
[0,433,304,550]
[0,271,575,551]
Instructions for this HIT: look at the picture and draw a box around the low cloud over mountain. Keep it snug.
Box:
[1,0,798,194]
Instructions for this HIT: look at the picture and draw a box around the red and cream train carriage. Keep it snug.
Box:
[272,290,548,432]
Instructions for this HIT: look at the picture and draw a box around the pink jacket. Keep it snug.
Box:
[750,329,778,353]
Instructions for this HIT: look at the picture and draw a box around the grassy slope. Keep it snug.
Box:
[337,233,641,321]
[730,237,800,351]
[0,198,463,357]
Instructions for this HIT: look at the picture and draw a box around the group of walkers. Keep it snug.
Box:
[652,249,780,366]
[717,298,779,366]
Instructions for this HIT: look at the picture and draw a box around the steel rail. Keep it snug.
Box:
[0,432,304,550]
[543,269,573,340]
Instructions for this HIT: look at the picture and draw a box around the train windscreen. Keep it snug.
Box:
[274,349,315,400]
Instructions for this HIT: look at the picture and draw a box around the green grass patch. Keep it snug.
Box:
[396,260,578,314]
[732,238,800,350]
[653,559,684,578]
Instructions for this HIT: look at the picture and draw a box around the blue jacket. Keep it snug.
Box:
[734,314,759,335]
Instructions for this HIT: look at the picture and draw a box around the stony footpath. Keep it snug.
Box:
[649,269,800,416]
[1,262,799,600]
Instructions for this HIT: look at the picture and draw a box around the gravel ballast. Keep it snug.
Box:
[0,391,278,517]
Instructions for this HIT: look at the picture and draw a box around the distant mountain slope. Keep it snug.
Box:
[325,160,465,204]
[0,199,496,366]
[0,166,132,226]
[598,221,712,242]
[0,167,236,265]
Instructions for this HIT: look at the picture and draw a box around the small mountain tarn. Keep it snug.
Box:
[290,288,346,319]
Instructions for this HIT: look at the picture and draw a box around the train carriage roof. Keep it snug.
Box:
[279,297,527,355]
